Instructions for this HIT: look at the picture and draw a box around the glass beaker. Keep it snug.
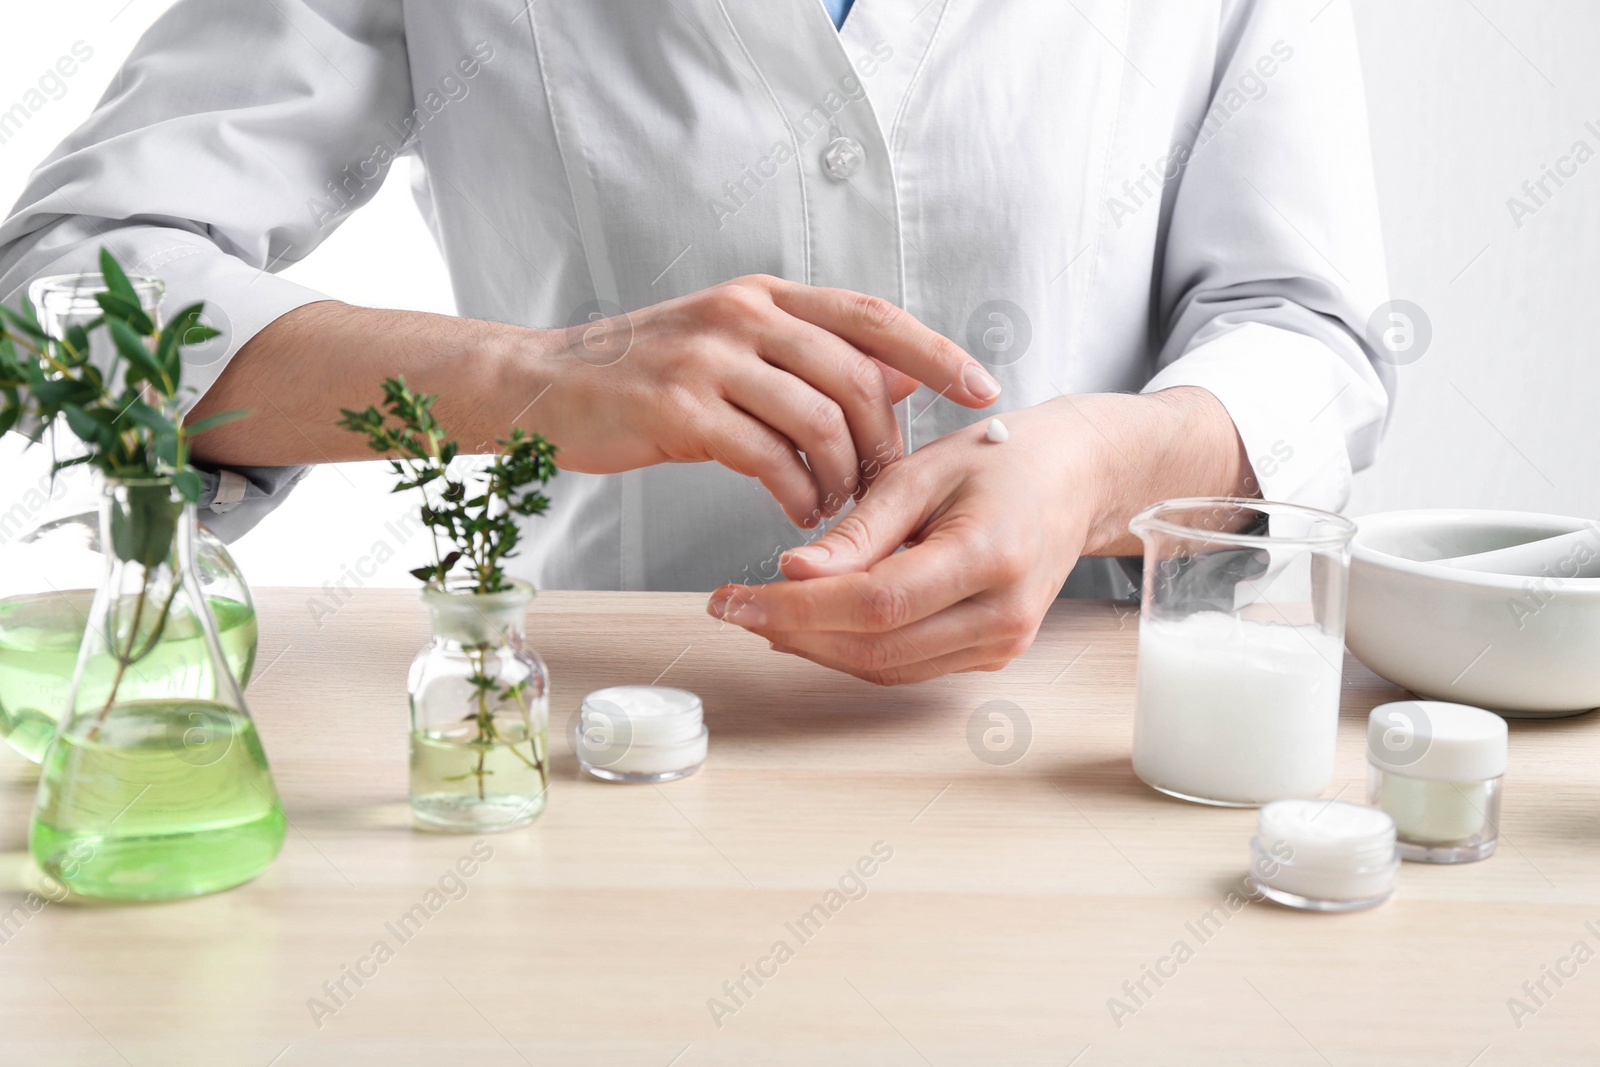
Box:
[1129,497,1356,807]
[29,476,285,900]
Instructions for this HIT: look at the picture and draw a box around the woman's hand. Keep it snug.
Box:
[541,275,1002,526]
[189,277,999,529]
[705,388,1253,684]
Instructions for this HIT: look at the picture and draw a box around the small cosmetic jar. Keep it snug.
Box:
[1248,799,1399,912]
[1367,700,1507,863]
[575,686,708,783]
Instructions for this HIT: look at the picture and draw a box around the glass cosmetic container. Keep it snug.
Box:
[1130,498,1356,806]
[575,686,707,783]
[408,580,549,832]
[1367,700,1506,863]
[1248,799,1399,912]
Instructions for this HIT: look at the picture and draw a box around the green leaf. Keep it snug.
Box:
[153,305,188,381]
[62,404,113,449]
[95,290,155,335]
[117,399,174,436]
[62,323,94,362]
[153,428,179,467]
[108,480,178,568]
[31,376,98,407]
[172,469,203,503]
[152,301,217,382]
[185,408,250,435]
[98,247,141,308]
[0,305,48,341]
[107,318,166,391]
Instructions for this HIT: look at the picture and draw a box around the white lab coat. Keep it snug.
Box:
[0,0,1390,594]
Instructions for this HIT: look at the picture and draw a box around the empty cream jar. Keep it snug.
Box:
[1247,799,1399,912]
[575,686,708,783]
[1367,700,1506,863]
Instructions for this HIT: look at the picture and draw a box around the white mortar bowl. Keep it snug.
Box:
[1347,510,1600,718]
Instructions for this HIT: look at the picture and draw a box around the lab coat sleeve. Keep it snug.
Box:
[0,0,415,539]
[1140,0,1393,511]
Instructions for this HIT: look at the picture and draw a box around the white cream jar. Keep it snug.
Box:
[1366,700,1507,863]
[575,686,708,783]
[1248,799,1399,912]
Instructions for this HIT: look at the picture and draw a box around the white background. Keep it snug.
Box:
[0,0,1594,589]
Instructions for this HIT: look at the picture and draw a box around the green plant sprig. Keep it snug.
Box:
[337,376,558,594]
[0,247,252,734]
[340,376,557,803]
[0,248,247,511]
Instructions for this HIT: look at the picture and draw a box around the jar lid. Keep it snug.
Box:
[1257,799,1397,869]
[580,686,704,748]
[1367,700,1508,782]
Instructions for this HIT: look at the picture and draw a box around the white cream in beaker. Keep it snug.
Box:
[1132,610,1344,806]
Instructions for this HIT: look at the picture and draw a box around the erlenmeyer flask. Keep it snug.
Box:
[0,268,260,764]
[29,475,285,900]
[0,490,258,763]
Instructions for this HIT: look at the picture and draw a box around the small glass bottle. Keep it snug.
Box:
[1367,700,1506,863]
[408,580,549,831]
[29,476,285,900]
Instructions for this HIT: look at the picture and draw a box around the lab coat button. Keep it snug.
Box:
[822,135,864,180]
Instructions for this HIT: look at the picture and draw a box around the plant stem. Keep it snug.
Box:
[496,681,549,796]
[461,644,547,803]
[469,645,490,801]
[86,561,181,742]
[124,578,181,665]
[87,578,147,742]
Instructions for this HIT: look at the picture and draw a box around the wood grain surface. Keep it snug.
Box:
[1,588,1597,1066]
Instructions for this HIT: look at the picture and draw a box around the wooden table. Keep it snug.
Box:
[1,589,1597,1065]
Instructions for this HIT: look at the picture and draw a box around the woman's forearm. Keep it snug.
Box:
[1076,386,1258,557]
[186,301,555,466]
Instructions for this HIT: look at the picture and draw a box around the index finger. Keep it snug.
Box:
[711,529,986,635]
[769,282,1001,409]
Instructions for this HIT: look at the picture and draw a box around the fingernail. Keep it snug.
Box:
[783,544,830,566]
[963,363,1002,401]
[707,591,734,619]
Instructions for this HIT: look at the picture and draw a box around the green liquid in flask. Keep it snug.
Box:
[30,699,285,900]
[0,591,257,763]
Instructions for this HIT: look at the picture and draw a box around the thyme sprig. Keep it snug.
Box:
[339,376,558,802]
[337,376,558,593]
